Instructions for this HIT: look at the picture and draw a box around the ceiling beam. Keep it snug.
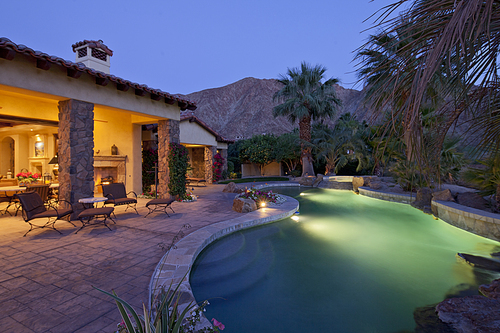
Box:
[0,114,58,127]
[36,59,51,70]
[67,68,83,79]
[0,48,15,60]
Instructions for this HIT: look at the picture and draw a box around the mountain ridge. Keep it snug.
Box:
[179,77,371,140]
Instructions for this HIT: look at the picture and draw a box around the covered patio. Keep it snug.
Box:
[0,38,196,212]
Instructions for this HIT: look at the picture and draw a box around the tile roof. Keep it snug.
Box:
[180,111,233,143]
[0,37,196,111]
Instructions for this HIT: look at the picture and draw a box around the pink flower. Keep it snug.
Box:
[212,318,225,330]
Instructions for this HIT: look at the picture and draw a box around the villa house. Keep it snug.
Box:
[0,37,196,206]
[141,111,232,185]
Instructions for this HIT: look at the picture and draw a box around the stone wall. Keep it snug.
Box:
[158,119,180,198]
[58,99,94,215]
[220,149,228,172]
[191,148,205,178]
[432,200,500,241]
[204,146,216,184]
[358,187,416,204]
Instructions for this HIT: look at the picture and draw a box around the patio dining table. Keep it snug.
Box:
[1,183,59,192]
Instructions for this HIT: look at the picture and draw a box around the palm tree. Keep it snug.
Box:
[371,0,500,154]
[312,114,372,175]
[356,22,446,164]
[273,62,342,177]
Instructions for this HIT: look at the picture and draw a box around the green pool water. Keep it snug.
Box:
[190,187,500,333]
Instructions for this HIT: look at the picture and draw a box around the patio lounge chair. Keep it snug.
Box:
[26,183,50,204]
[15,191,74,237]
[144,198,175,217]
[76,206,115,233]
[101,183,138,214]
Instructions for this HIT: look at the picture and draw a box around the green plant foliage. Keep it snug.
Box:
[390,160,429,192]
[462,154,500,198]
[312,113,373,175]
[212,153,224,182]
[239,134,277,175]
[95,276,222,333]
[273,62,342,176]
[168,143,190,198]
[275,132,301,174]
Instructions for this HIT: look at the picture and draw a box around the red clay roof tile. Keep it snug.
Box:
[0,37,196,110]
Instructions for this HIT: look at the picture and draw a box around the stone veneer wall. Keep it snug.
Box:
[358,187,416,204]
[432,200,500,241]
[157,119,180,198]
[204,146,216,184]
[220,149,228,172]
[58,99,94,215]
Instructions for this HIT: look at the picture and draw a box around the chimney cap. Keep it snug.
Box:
[72,40,113,56]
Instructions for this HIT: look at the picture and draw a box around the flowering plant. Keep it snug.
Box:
[212,153,225,182]
[16,171,41,184]
[176,189,197,202]
[238,187,284,207]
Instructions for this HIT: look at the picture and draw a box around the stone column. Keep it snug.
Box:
[58,99,94,216]
[204,146,217,184]
[221,149,228,172]
[158,119,180,198]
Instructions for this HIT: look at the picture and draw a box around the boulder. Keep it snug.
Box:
[298,177,315,186]
[436,295,500,332]
[369,181,382,190]
[412,187,433,211]
[352,177,364,192]
[456,192,490,211]
[363,176,379,187]
[413,305,455,333]
[457,253,500,272]
[222,182,240,193]
[432,189,455,202]
[479,279,500,300]
[232,197,257,213]
[312,174,323,187]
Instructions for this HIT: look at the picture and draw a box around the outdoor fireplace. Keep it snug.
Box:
[94,155,126,193]
[100,176,113,185]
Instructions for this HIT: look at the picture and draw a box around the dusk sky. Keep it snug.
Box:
[3,0,402,95]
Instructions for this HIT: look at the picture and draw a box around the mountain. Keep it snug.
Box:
[180,77,372,141]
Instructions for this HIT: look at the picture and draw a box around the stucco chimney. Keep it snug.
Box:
[72,40,113,74]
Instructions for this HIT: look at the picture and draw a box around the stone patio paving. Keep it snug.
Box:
[0,184,248,333]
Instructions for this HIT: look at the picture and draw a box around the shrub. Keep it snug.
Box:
[212,153,224,182]
[168,143,190,198]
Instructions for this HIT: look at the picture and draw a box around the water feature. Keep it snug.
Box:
[190,187,500,332]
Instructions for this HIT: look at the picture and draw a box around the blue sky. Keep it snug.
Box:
[2,0,400,94]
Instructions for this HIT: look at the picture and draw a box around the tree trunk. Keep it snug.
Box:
[299,115,315,177]
[404,119,422,163]
[496,182,500,212]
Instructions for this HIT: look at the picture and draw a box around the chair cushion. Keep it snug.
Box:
[32,208,73,219]
[78,207,114,219]
[146,198,174,207]
[114,198,137,205]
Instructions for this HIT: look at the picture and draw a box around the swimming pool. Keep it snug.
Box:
[190,187,500,333]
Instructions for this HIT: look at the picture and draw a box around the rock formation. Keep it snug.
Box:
[179,77,375,141]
